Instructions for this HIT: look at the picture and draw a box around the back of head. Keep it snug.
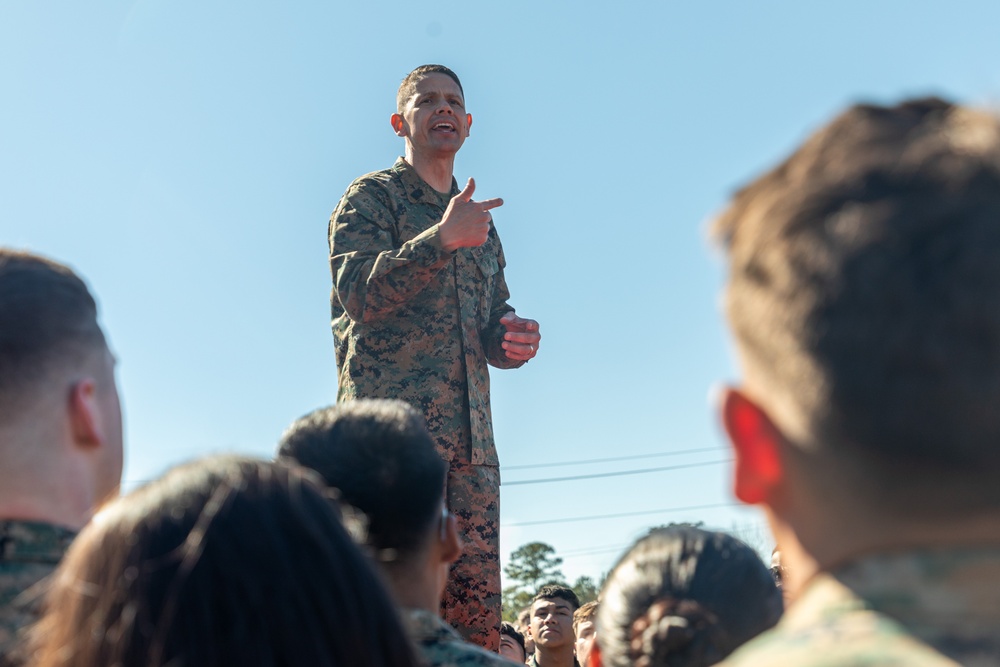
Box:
[29,455,419,667]
[0,249,106,419]
[596,525,782,667]
[277,399,446,562]
[714,98,1000,512]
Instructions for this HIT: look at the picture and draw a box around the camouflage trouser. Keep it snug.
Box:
[441,461,501,652]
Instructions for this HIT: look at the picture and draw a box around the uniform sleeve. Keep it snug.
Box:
[329,180,454,324]
[481,233,525,370]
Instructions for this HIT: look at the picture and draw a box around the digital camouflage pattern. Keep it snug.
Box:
[0,520,75,666]
[329,158,523,650]
[719,548,1000,667]
[404,608,519,667]
[444,462,501,650]
[329,157,523,467]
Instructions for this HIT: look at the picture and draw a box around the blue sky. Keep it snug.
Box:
[3,0,1000,584]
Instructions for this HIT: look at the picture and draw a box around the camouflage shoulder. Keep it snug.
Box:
[418,638,520,667]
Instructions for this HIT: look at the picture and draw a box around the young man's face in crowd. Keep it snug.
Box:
[530,597,576,649]
[574,619,596,666]
[500,634,526,663]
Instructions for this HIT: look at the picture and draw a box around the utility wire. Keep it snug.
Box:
[502,447,725,471]
[502,501,740,527]
[501,459,732,487]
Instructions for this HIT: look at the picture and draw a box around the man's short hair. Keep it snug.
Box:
[714,97,1000,511]
[532,583,581,611]
[277,399,446,560]
[0,249,106,411]
[573,600,598,634]
[396,64,464,113]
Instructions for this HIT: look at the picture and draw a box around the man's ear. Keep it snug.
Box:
[390,113,407,137]
[69,378,104,449]
[440,512,462,565]
[720,387,784,505]
[466,113,473,135]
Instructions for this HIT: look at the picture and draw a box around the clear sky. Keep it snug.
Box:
[3,0,1000,585]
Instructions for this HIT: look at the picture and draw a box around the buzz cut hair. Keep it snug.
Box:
[573,600,598,634]
[714,97,1000,512]
[396,64,464,113]
[532,583,581,612]
[0,249,106,409]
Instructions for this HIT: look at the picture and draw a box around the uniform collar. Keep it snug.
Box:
[391,157,458,206]
[0,519,76,564]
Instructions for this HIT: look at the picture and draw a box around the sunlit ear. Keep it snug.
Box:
[465,113,473,135]
[69,378,103,448]
[441,513,462,565]
[390,113,407,137]
[720,387,784,505]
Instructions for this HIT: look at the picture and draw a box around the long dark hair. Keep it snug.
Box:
[29,456,420,667]
[596,525,782,667]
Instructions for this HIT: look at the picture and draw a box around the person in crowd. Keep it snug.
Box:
[713,97,1000,664]
[278,399,515,666]
[517,607,535,658]
[500,622,527,664]
[527,584,581,667]
[27,455,418,667]
[0,250,124,666]
[573,601,598,667]
[591,525,780,667]
[327,64,540,650]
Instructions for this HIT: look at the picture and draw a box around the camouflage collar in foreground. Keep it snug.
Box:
[0,520,76,565]
[403,607,459,643]
[391,157,459,206]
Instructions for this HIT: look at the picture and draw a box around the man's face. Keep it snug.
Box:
[499,635,526,663]
[393,73,470,159]
[530,597,576,650]
[574,620,596,666]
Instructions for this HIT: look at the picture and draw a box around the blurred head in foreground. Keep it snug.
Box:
[28,456,419,667]
[593,525,781,667]
[714,97,1000,596]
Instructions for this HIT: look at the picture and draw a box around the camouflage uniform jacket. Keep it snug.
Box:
[720,547,1000,667]
[1,520,75,666]
[404,608,520,667]
[526,652,580,667]
[329,157,523,465]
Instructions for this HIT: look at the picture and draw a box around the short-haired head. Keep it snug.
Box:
[574,599,599,635]
[0,249,107,412]
[714,97,1000,512]
[397,64,464,113]
[277,399,447,562]
[29,455,418,667]
[596,525,781,667]
[532,583,581,612]
[499,622,526,662]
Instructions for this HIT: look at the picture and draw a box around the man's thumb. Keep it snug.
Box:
[458,177,476,201]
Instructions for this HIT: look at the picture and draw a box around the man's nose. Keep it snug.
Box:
[434,101,454,114]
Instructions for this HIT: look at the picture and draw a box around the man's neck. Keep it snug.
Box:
[533,645,577,667]
[403,151,455,194]
[384,561,442,614]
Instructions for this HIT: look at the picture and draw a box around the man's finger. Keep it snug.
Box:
[457,177,476,202]
[479,197,504,211]
[503,332,541,344]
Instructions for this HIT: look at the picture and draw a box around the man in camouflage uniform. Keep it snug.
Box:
[328,64,541,650]
[712,98,1000,665]
[278,400,519,667]
[0,250,123,665]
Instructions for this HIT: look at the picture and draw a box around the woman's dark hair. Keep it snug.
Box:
[596,525,782,667]
[29,455,420,667]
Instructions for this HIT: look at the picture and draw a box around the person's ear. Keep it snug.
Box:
[588,641,602,667]
[441,512,462,565]
[720,387,784,505]
[465,113,473,135]
[69,378,104,448]
[391,113,407,137]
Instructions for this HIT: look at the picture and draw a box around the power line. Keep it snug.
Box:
[502,447,725,471]
[501,459,732,487]
[502,501,740,527]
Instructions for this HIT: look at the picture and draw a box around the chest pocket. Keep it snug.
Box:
[469,235,501,330]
